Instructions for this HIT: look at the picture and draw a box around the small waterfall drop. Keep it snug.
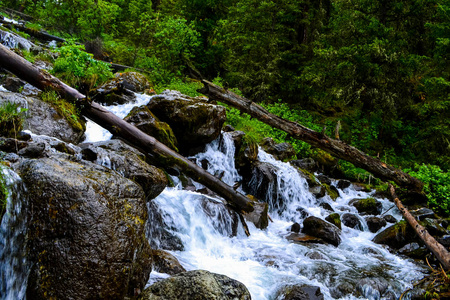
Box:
[148,133,426,299]
[0,167,29,300]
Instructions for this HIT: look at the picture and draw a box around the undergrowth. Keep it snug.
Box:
[40,90,85,131]
[0,101,27,138]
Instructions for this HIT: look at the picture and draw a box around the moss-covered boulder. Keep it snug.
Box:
[139,270,251,300]
[115,71,150,93]
[372,221,417,249]
[323,183,339,201]
[20,156,152,299]
[302,216,342,246]
[147,90,226,155]
[124,105,178,152]
[349,197,382,215]
[325,213,342,229]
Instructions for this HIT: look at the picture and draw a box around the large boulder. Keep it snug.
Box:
[20,155,152,299]
[341,213,363,230]
[242,161,279,207]
[373,221,417,249]
[139,270,251,300]
[259,137,296,161]
[147,90,226,155]
[124,105,178,152]
[79,139,168,201]
[0,92,85,144]
[302,216,342,246]
[349,197,382,215]
[115,71,151,93]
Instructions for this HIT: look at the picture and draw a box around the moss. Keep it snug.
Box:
[0,167,7,220]
[0,101,27,138]
[325,213,342,229]
[40,91,86,132]
[323,183,339,200]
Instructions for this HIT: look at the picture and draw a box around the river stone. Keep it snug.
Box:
[80,139,168,201]
[147,201,184,251]
[243,200,269,230]
[302,216,341,246]
[290,158,318,173]
[341,213,363,230]
[259,137,296,161]
[349,197,382,215]
[365,216,387,233]
[139,270,251,300]
[325,213,342,229]
[242,161,279,207]
[115,71,150,93]
[356,278,389,300]
[336,179,351,190]
[373,221,417,249]
[152,249,186,275]
[124,105,179,152]
[94,77,137,105]
[20,156,152,299]
[383,215,397,223]
[147,90,226,155]
[410,208,436,220]
[421,218,449,237]
[276,284,324,300]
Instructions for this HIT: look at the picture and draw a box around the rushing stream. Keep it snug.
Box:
[0,93,427,299]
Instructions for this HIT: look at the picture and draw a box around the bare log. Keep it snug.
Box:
[389,184,450,270]
[199,80,424,191]
[0,43,254,214]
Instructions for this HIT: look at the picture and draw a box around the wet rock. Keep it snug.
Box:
[373,221,417,249]
[421,218,449,237]
[291,222,301,233]
[290,158,318,173]
[306,251,326,260]
[285,233,325,244]
[397,190,428,207]
[20,156,151,299]
[2,76,25,92]
[319,202,334,212]
[226,130,245,154]
[383,215,397,223]
[302,216,341,246]
[147,201,184,251]
[325,213,342,230]
[260,137,296,161]
[356,278,389,300]
[16,130,31,141]
[296,168,320,188]
[151,249,186,275]
[410,208,436,220]
[438,235,450,248]
[323,184,339,200]
[235,135,259,175]
[336,179,351,190]
[24,94,85,144]
[139,270,251,300]
[398,243,428,259]
[316,174,331,185]
[147,90,226,155]
[244,200,269,230]
[223,124,235,132]
[276,284,324,300]
[17,142,46,158]
[80,140,168,201]
[94,77,137,105]
[341,213,363,230]
[242,161,278,206]
[0,137,28,153]
[349,197,382,215]
[114,71,150,93]
[124,105,178,151]
[365,216,387,233]
[310,185,326,198]
[201,195,241,235]
[296,207,310,219]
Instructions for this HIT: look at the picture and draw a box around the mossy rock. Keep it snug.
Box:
[311,149,338,172]
[124,105,178,152]
[325,213,342,229]
[349,197,382,215]
[372,221,417,249]
[323,183,339,200]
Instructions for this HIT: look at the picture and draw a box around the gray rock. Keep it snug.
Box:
[260,137,296,161]
[151,250,186,275]
[373,222,417,249]
[139,270,251,300]
[290,158,318,173]
[342,213,363,230]
[20,156,152,299]
[276,284,324,300]
[349,197,382,215]
[365,216,387,233]
[302,216,341,246]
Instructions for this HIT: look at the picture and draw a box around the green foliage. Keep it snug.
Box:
[0,102,27,138]
[0,165,7,219]
[407,164,450,216]
[154,78,203,97]
[40,91,85,132]
[51,44,113,90]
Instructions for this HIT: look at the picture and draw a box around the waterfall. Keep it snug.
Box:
[148,133,426,299]
[0,168,29,300]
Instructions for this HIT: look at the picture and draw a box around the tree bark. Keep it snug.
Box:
[199,80,424,191]
[389,184,450,270]
[0,44,254,214]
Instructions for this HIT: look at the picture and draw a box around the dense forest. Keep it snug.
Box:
[1,0,449,214]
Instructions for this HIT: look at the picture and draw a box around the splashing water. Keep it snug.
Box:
[0,168,29,300]
[148,134,426,299]
[83,93,154,142]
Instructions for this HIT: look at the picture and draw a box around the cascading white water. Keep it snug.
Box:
[148,134,426,299]
[0,167,29,300]
[83,92,154,142]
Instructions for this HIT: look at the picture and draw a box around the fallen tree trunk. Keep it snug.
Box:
[0,43,255,214]
[389,184,450,270]
[199,80,424,191]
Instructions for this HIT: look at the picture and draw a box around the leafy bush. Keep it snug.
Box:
[51,44,113,91]
[0,102,27,138]
[407,164,450,216]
